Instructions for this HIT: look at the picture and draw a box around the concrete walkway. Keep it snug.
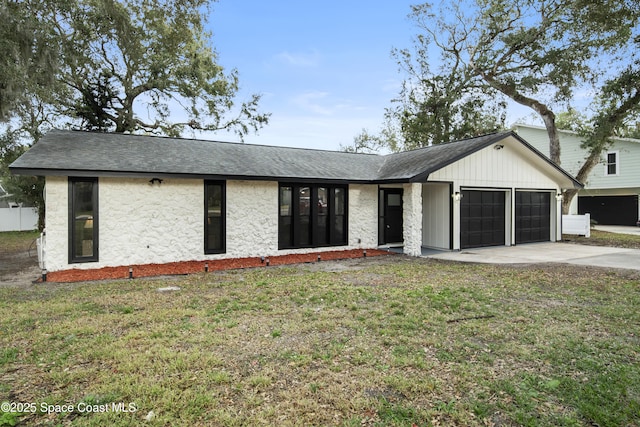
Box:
[424,242,640,271]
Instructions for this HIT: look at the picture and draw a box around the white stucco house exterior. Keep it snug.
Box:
[515,124,640,226]
[10,129,581,281]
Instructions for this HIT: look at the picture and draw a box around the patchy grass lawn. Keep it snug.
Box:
[0,231,40,255]
[1,257,639,426]
[564,229,640,249]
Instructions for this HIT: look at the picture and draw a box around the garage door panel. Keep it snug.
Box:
[461,190,506,249]
[578,195,638,226]
[516,191,551,244]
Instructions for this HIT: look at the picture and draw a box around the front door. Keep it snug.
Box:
[379,189,404,245]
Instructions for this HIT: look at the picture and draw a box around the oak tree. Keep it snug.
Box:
[1,0,270,228]
[401,0,639,211]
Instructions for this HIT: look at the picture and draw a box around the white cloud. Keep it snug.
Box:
[289,90,370,117]
[291,91,334,115]
[380,78,402,93]
[240,112,383,150]
[275,50,321,67]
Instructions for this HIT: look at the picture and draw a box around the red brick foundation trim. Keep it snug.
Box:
[44,249,393,283]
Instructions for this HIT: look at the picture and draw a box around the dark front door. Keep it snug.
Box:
[460,190,506,249]
[379,189,404,244]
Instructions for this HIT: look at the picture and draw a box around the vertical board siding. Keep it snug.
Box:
[422,183,450,249]
[429,140,559,189]
[516,125,640,190]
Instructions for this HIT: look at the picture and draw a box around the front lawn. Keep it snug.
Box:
[0,231,40,255]
[1,258,638,426]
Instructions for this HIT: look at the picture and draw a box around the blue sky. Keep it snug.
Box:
[206,1,540,151]
[207,1,418,150]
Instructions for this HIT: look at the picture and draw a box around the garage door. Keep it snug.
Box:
[516,191,551,244]
[578,195,638,226]
[461,190,505,249]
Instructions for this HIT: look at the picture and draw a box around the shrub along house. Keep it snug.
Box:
[10,129,581,282]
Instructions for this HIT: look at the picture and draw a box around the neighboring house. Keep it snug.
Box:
[9,129,581,280]
[0,182,14,209]
[0,181,38,232]
[515,124,640,226]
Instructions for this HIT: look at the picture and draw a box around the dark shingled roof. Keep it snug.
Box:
[377,132,510,181]
[9,129,581,187]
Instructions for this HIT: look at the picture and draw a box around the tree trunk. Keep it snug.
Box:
[541,114,561,165]
[561,147,604,214]
[477,73,562,164]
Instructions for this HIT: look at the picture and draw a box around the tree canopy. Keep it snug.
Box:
[0,0,270,229]
[0,0,269,138]
[387,37,507,150]
[0,0,60,122]
[374,0,639,211]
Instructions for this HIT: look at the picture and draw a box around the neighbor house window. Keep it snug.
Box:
[69,177,98,263]
[205,181,226,254]
[605,151,619,176]
[278,184,347,249]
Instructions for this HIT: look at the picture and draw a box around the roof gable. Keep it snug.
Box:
[377,133,511,182]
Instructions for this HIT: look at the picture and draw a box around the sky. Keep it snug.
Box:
[205,1,419,150]
[205,1,534,151]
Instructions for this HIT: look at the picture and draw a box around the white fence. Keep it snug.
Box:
[563,213,591,237]
[0,206,38,232]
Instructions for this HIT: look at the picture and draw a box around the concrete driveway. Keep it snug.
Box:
[424,242,640,271]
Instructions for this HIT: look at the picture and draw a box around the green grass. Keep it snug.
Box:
[0,231,40,255]
[564,229,640,249]
[1,258,638,426]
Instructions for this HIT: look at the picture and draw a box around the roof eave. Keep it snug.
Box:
[8,167,379,185]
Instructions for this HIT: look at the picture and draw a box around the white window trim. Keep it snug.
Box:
[604,150,619,176]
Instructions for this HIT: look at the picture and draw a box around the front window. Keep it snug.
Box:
[605,151,619,176]
[279,184,347,249]
[69,177,98,263]
[205,181,226,254]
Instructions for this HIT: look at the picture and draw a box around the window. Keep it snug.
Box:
[69,177,98,263]
[279,184,347,249]
[605,151,619,176]
[205,181,226,254]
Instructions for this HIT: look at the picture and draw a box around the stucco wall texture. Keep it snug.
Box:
[43,178,380,272]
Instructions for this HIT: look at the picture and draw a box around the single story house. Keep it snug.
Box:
[515,124,640,226]
[10,129,581,281]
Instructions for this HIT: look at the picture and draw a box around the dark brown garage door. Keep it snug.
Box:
[578,195,638,226]
[461,190,505,249]
[516,191,551,244]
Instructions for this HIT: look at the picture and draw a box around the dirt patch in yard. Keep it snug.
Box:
[0,246,41,288]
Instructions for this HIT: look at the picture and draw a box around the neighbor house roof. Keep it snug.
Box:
[514,123,640,145]
[10,129,582,187]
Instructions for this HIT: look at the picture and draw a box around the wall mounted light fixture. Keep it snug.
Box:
[149,178,163,185]
[555,192,564,201]
[494,144,504,150]
[452,191,463,202]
